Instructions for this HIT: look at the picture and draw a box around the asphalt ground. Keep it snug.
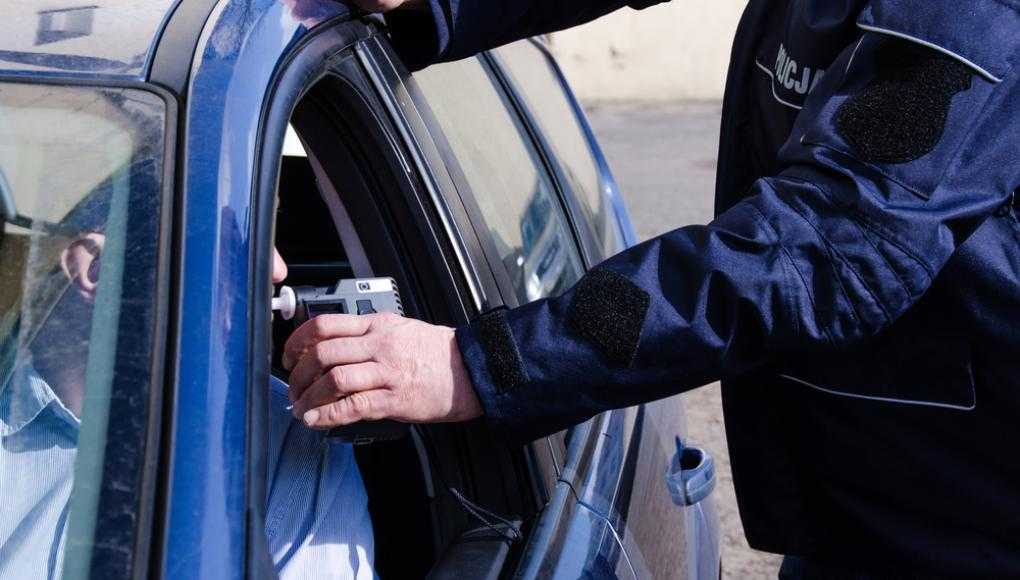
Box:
[584,101,784,579]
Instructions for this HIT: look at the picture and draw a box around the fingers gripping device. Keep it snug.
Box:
[273,278,408,445]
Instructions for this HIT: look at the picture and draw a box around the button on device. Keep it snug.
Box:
[356,300,377,315]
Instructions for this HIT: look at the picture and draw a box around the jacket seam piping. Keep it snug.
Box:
[856,23,1004,83]
[779,373,977,411]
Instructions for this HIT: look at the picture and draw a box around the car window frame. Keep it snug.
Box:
[250,18,548,578]
[387,49,588,489]
[482,44,629,471]
[245,19,383,579]
[356,35,502,315]
[407,53,589,310]
[356,26,564,504]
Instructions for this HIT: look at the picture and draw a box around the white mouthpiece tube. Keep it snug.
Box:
[272,285,296,320]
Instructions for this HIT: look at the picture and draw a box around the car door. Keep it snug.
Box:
[486,39,721,579]
[250,20,558,579]
[375,42,640,578]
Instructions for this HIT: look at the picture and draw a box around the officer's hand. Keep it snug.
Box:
[348,0,426,13]
[282,313,483,428]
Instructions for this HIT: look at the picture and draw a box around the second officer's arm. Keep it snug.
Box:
[379,0,669,70]
[284,9,1019,442]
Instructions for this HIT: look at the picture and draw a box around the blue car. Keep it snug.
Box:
[0,1,719,578]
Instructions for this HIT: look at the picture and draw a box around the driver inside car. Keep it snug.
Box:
[0,221,375,579]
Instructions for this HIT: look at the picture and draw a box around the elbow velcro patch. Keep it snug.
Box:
[568,269,650,367]
[835,39,973,164]
[476,309,529,393]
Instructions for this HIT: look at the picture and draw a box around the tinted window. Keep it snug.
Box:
[492,40,624,257]
[412,57,584,303]
[0,83,166,577]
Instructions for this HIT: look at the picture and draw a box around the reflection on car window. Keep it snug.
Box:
[413,57,584,303]
[493,40,624,257]
[0,83,165,579]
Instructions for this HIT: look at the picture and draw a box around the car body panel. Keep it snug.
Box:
[0,0,181,81]
[161,2,348,578]
[489,38,719,580]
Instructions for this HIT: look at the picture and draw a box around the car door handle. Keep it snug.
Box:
[665,437,716,507]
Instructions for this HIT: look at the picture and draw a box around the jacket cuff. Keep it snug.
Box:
[386,0,449,71]
[455,315,529,443]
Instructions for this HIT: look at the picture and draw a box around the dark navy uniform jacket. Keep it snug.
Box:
[389,0,1020,573]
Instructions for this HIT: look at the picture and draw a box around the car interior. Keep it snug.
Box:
[269,75,544,578]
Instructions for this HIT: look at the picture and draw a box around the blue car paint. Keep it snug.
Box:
[0,0,180,81]
[0,0,717,575]
[162,1,347,577]
[526,38,720,579]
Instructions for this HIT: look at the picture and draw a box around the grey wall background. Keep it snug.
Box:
[548,1,746,101]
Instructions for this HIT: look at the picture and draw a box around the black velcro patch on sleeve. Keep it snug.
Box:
[477,309,529,393]
[568,268,651,367]
[835,39,973,164]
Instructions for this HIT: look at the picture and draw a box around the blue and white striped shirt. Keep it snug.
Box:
[266,376,375,580]
[0,366,374,579]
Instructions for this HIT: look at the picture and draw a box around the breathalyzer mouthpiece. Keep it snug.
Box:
[272,286,297,321]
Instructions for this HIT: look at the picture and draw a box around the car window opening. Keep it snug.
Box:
[268,74,537,579]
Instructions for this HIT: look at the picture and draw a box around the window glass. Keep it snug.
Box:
[493,40,624,257]
[0,82,166,578]
[413,57,584,303]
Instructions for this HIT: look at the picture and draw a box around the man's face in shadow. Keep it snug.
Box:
[19,232,107,417]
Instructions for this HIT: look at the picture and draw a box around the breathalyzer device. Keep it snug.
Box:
[274,277,404,325]
[273,277,408,445]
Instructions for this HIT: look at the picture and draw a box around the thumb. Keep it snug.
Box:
[302,390,394,428]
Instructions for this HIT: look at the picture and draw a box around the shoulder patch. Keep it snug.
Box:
[568,269,650,367]
[476,309,529,393]
[835,39,973,164]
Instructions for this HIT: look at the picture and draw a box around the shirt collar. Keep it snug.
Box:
[0,359,80,437]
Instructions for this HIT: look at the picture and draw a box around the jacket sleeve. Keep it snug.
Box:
[386,0,669,70]
[455,27,1020,444]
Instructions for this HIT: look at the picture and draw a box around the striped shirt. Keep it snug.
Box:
[0,365,374,579]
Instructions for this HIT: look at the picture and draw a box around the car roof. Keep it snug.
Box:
[0,0,357,84]
[0,0,181,80]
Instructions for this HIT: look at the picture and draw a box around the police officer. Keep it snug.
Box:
[283,0,1020,576]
